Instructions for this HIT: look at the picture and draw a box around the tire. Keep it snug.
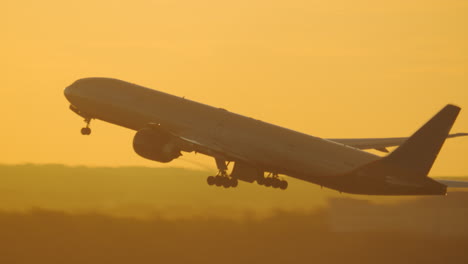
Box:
[215,176,223,186]
[207,176,216,186]
[222,177,231,188]
[257,177,265,185]
[230,178,238,188]
[272,179,280,188]
[264,178,273,187]
[279,180,288,190]
[81,127,91,135]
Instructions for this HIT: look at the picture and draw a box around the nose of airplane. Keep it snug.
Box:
[64,84,75,101]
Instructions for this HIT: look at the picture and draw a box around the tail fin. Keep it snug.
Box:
[384,104,461,178]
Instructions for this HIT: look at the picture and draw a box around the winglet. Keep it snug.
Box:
[385,104,461,178]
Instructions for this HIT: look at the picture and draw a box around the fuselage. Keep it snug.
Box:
[64,77,380,186]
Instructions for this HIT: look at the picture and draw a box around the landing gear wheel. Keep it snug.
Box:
[222,178,231,188]
[257,177,265,185]
[279,180,288,190]
[81,127,91,135]
[220,176,231,188]
[215,176,223,186]
[229,178,238,188]
[264,178,273,187]
[207,176,216,186]
[272,179,281,188]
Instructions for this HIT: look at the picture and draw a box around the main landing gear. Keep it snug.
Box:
[257,173,288,190]
[207,172,238,188]
[206,158,288,190]
[207,158,238,188]
[80,117,92,135]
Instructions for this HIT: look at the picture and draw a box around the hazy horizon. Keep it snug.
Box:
[1,164,467,219]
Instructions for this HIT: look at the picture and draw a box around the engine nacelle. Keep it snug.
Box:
[133,127,181,163]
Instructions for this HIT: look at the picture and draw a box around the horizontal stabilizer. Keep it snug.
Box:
[328,133,468,152]
[435,179,468,188]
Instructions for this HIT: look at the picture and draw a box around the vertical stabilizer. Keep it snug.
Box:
[385,104,461,178]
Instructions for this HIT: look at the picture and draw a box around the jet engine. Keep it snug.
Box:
[133,127,181,163]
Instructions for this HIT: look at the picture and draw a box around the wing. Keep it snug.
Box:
[328,133,468,153]
[147,123,248,163]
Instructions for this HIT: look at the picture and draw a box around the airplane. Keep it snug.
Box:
[64,77,468,195]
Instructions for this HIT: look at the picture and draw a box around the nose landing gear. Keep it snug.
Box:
[80,117,92,135]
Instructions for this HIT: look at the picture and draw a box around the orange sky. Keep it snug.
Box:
[2,0,468,175]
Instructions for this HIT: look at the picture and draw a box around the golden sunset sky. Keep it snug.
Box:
[2,0,468,175]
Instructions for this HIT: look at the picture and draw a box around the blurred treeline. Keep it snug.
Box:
[0,208,467,264]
